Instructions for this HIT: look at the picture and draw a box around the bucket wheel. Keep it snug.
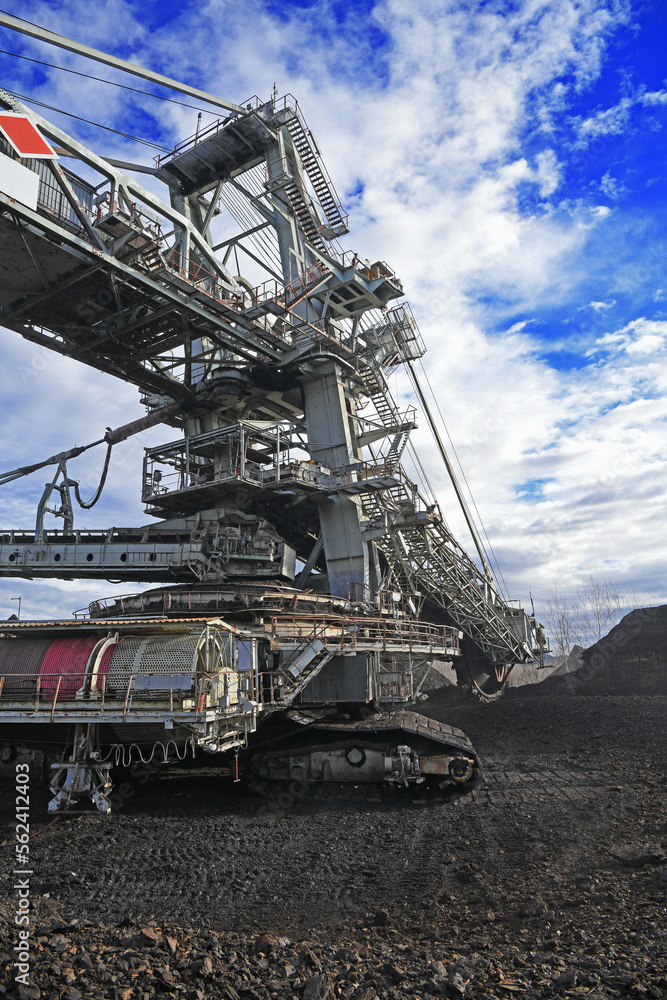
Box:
[459,653,512,700]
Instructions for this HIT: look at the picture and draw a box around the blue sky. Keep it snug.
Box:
[0,0,666,621]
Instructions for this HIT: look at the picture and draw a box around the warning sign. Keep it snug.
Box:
[0,113,57,158]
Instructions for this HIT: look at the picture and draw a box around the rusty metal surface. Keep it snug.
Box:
[419,757,452,775]
[0,617,232,633]
[309,710,478,759]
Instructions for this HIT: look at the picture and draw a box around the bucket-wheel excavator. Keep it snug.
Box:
[0,15,546,812]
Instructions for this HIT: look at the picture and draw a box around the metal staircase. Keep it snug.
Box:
[350,363,533,664]
[285,110,349,239]
[282,176,327,251]
[359,361,416,466]
[386,428,411,465]
[376,513,531,664]
[275,637,335,704]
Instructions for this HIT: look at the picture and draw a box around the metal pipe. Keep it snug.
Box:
[50,675,62,719]
[202,179,224,234]
[79,636,107,697]
[0,443,99,487]
[105,398,186,445]
[2,399,188,490]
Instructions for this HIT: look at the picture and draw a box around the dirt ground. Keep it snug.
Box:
[1,687,666,999]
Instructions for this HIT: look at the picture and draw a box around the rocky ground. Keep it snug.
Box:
[1,687,666,1000]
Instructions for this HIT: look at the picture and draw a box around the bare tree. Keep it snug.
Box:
[574,578,636,647]
[543,584,576,661]
[543,578,637,659]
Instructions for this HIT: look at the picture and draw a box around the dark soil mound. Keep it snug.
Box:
[575,605,667,695]
[524,605,667,696]
[2,690,667,998]
[584,604,667,657]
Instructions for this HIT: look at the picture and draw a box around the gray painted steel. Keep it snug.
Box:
[298,654,370,704]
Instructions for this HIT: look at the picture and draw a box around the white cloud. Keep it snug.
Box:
[2,0,665,629]
[640,89,667,106]
[590,299,616,310]
[600,170,628,200]
[577,95,634,138]
[589,317,667,357]
[534,149,561,197]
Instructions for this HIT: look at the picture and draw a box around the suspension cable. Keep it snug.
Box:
[2,87,171,150]
[416,357,511,597]
[413,358,511,600]
[406,360,495,583]
[0,47,216,115]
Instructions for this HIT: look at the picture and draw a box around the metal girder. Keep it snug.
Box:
[213,221,271,252]
[0,90,238,290]
[0,194,286,383]
[0,13,243,114]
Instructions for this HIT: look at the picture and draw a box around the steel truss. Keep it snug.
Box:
[0,57,545,712]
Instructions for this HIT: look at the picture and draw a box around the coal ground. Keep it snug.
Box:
[1,688,666,999]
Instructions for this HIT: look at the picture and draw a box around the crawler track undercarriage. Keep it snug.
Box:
[247,711,479,794]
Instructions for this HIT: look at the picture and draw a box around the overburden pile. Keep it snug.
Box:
[532,605,667,696]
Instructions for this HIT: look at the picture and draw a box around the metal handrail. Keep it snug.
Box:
[269,615,459,651]
[0,671,97,704]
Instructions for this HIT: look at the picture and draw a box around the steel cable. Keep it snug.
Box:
[414,358,510,601]
[0,46,216,115]
[2,87,171,150]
